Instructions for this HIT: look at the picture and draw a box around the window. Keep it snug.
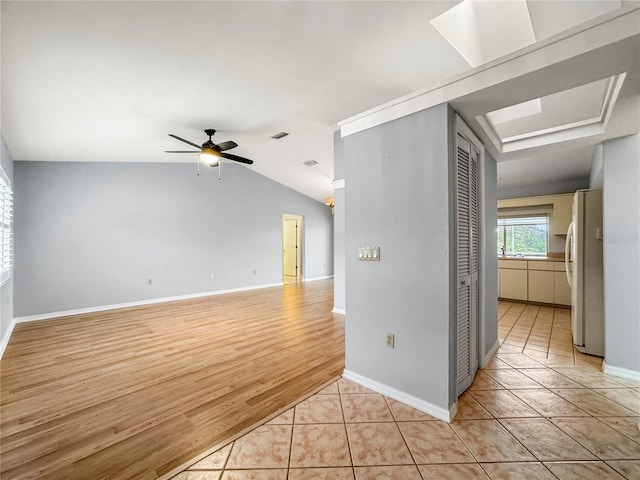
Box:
[497,215,548,257]
[1,168,13,286]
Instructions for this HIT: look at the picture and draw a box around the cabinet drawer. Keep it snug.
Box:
[554,262,567,272]
[528,261,554,271]
[498,260,528,270]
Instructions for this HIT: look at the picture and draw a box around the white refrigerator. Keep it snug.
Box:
[565,189,604,357]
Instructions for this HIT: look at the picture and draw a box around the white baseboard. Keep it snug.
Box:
[342,369,455,423]
[303,275,334,282]
[14,282,285,324]
[481,338,500,368]
[602,361,640,381]
[0,317,17,360]
[332,307,345,315]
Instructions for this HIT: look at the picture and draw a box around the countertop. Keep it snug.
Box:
[498,254,565,262]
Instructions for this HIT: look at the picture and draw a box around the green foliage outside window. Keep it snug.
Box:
[497,216,548,256]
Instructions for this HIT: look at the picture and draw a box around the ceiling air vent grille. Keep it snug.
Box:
[303,160,318,167]
[271,132,289,140]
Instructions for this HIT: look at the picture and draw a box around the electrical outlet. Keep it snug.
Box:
[385,333,395,349]
[210,272,220,279]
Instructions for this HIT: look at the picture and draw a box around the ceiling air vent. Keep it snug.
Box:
[271,131,289,140]
[303,160,318,167]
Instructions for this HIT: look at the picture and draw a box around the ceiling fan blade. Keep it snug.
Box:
[219,152,254,165]
[215,141,238,152]
[165,150,201,153]
[168,134,202,149]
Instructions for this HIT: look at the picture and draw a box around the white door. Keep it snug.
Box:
[283,215,302,280]
[456,132,480,395]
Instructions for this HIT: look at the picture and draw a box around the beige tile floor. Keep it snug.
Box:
[173,302,640,480]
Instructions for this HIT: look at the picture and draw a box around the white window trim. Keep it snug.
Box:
[497,212,550,257]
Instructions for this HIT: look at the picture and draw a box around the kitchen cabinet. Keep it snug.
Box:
[497,193,574,236]
[528,270,555,303]
[498,259,570,305]
[554,271,572,306]
[499,261,528,301]
[552,194,573,235]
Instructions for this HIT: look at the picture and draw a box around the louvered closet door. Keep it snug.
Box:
[456,133,479,395]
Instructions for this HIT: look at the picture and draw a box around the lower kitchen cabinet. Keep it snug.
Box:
[528,270,555,303]
[499,259,571,306]
[499,268,528,301]
[554,271,571,305]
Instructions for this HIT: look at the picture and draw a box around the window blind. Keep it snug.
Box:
[498,215,548,226]
[1,168,13,286]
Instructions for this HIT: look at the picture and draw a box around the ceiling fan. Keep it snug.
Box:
[165,129,255,166]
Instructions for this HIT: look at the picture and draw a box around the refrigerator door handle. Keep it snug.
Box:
[565,222,574,287]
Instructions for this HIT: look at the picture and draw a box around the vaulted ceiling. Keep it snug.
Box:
[2,1,639,201]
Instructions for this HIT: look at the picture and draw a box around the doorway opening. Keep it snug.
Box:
[282,214,303,284]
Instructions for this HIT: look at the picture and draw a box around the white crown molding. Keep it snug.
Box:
[477,73,626,153]
[338,7,639,138]
[342,369,455,423]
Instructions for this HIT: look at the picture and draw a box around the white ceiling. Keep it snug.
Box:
[1,1,638,202]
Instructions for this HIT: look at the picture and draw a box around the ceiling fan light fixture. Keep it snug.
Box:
[199,151,219,166]
[167,130,255,166]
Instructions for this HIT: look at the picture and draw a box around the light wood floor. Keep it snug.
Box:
[0,279,344,480]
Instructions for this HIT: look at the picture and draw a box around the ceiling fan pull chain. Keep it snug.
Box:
[218,160,222,181]
[196,154,200,176]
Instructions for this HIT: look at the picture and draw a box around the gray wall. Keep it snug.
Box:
[14,161,333,317]
[333,130,345,312]
[483,151,498,359]
[344,104,453,412]
[590,144,604,189]
[1,136,14,344]
[333,129,345,181]
[343,105,497,413]
[602,134,640,374]
[332,188,345,312]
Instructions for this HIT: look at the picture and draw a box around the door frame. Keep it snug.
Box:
[282,214,303,281]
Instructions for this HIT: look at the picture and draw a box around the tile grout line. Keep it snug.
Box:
[477,353,640,469]
[498,301,520,350]
[547,309,561,363]
[493,416,569,479]
[521,304,540,355]
[383,395,424,479]
[285,404,295,480]
[467,360,621,468]
[174,304,638,479]
[336,380,357,479]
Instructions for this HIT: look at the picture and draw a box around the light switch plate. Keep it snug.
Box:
[358,246,380,261]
